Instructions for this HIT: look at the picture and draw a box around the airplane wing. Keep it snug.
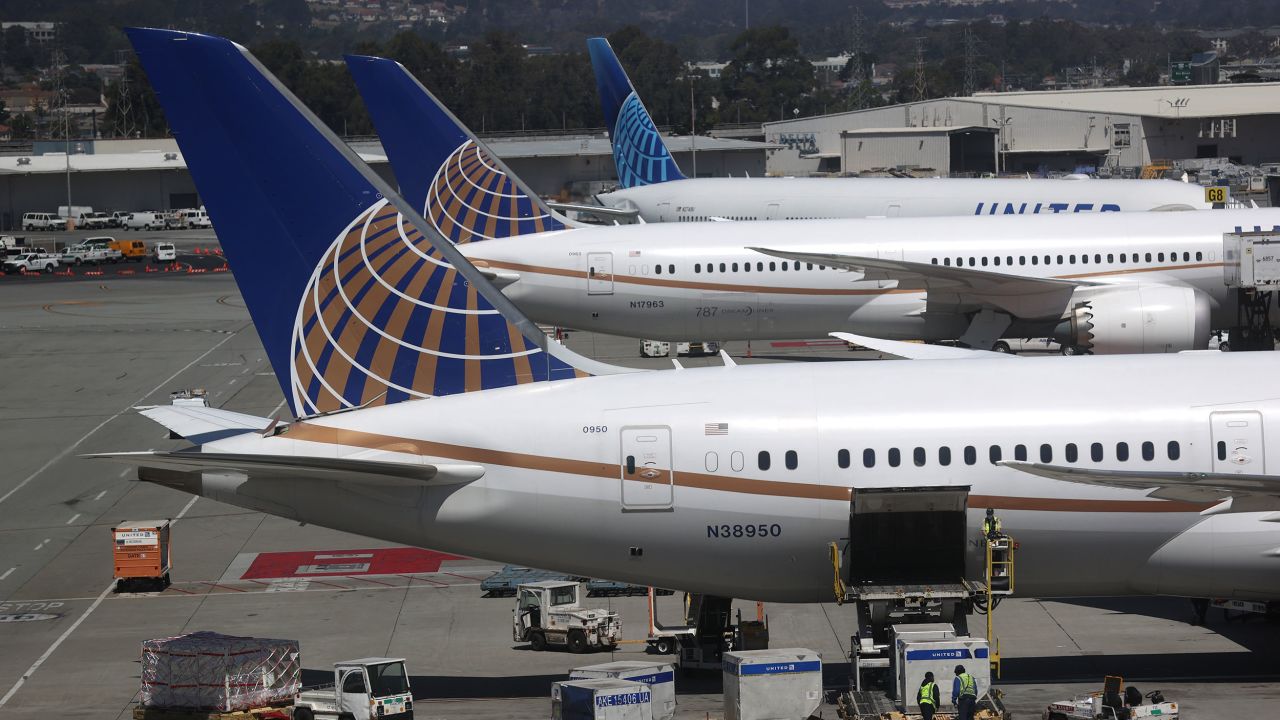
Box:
[999,460,1280,514]
[748,247,1095,319]
[138,405,276,444]
[86,450,485,487]
[830,332,1016,360]
[547,201,639,219]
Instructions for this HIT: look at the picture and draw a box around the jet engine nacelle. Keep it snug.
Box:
[1054,285,1211,354]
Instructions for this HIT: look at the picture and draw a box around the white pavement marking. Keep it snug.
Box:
[94,490,107,501]
[0,568,14,581]
[65,514,80,525]
[269,398,288,419]
[0,496,202,709]
[32,539,49,551]
[117,468,130,478]
[0,331,239,507]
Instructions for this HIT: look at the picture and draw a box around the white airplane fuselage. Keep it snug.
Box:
[463,208,1280,344]
[597,176,1212,222]
[194,352,1280,603]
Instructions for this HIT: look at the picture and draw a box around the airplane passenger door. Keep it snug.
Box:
[1210,411,1265,474]
[656,202,671,222]
[766,202,781,220]
[587,252,614,295]
[620,426,674,510]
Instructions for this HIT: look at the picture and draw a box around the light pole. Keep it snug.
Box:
[690,76,697,178]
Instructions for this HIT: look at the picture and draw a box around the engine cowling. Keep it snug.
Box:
[1053,285,1212,354]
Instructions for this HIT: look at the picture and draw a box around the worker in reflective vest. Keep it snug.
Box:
[918,671,939,720]
[953,664,979,720]
[982,508,1002,540]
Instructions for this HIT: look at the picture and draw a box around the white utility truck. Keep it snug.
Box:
[513,580,622,653]
[60,242,122,265]
[2,252,58,274]
[293,657,414,720]
[1044,677,1178,720]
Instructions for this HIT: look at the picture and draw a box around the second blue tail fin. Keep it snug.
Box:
[588,37,686,189]
[127,28,621,418]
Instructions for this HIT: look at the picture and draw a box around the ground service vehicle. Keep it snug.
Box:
[2,252,58,273]
[639,340,671,358]
[110,239,148,261]
[293,658,413,720]
[60,243,122,265]
[21,212,57,230]
[83,212,112,229]
[126,211,167,230]
[514,581,622,653]
[152,242,177,263]
[1044,677,1177,720]
[109,211,130,227]
[112,519,171,592]
[179,208,212,228]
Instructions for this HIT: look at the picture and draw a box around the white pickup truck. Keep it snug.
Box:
[293,658,414,720]
[2,252,59,274]
[60,243,122,265]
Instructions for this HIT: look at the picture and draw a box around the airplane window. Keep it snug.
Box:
[1069,255,1076,264]
[654,265,662,275]
[758,451,771,471]
[989,445,1002,464]
[732,263,739,272]
[1081,254,1088,264]
[943,258,950,266]
[1120,254,1126,263]
[888,448,901,468]
[956,257,962,266]
[913,447,926,467]
[1145,253,1152,262]
[993,257,1001,266]
[1158,253,1165,262]
[963,446,976,465]
[719,263,726,272]
[981,257,988,267]
[1141,441,1154,461]
[1216,441,1226,461]
[1090,442,1103,462]
[1182,252,1189,262]
[1006,256,1013,265]
[932,258,939,265]
[968,258,976,267]
[769,262,776,271]
[820,265,827,270]
[1057,255,1064,265]
[1040,444,1052,463]
[731,451,744,472]
[838,449,850,469]
[1065,443,1078,463]
[1044,255,1051,265]
[1014,444,1027,461]
[626,455,636,474]
[807,263,814,270]
[1116,442,1129,461]
[863,449,875,468]
[669,264,675,274]
[938,447,951,466]
[757,262,764,271]
[1196,252,1203,261]
[1107,254,1114,263]
[794,262,801,271]
[705,452,719,472]
[780,262,787,271]
[744,263,751,272]
[695,263,701,273]
[1031,256,1038,266]
[1094,254,1101,263]
[785,450,798,470]
[1167,441,1180,461]
[1019,257,1026,266]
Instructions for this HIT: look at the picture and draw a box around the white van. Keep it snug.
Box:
[179,209,212,229]
[152,242,177,263]
[125,211,167,231]
[22,212,57,231]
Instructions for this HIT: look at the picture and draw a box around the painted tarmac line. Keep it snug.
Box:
[0,568,14,581]
[0,580,114,709]
[32,539,49,551]
[66,514,80,525]
[96,490,109,500]
[0,331,239,507]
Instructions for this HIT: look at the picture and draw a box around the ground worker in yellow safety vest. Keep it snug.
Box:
[982,507,1002,540]
[953,664,979,720]
[918,671,939,720]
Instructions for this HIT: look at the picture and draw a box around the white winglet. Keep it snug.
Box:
[830,332,1016,360]
[720,349,737,367]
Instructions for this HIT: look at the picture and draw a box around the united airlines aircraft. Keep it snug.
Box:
[347,54,1277,353]
[585,38,1211,222]
[104,29,1280,609]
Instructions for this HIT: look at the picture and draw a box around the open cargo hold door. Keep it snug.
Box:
[848,486,970,586]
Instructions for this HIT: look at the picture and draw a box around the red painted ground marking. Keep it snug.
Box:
[443,572,487,582]
[166,586,196,595]
[399,574,448,587]
[240,548,464,580]
[769,339,847,348]
[351,575,396,587]
[200,581,246,593]
[305,578,351,590]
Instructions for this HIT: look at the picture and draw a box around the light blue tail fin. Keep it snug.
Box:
[345,54,573,241]
[587,37,686,188]
[126,28,621,418]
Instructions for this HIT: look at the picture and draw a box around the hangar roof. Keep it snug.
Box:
[969,82,1280,119]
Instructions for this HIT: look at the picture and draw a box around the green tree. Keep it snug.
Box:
[459,32,529,132]
[382,31,461,110]
[8,113,34,140]
[0,99,9,124]
[719,27,816,122]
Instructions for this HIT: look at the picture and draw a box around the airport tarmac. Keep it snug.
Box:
[0,270,1277,719]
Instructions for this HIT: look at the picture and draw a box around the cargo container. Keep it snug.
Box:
[570,662,675,720]
[723,648,822,720]
[113,519,171,592]
[552,678,652,720]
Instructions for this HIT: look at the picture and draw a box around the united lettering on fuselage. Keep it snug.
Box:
[975,202,1123,215]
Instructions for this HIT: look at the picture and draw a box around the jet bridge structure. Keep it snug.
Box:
[829,485,1016,692]
[1223,230,1280,351]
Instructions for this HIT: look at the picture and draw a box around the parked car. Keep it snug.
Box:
[22,212,58,231]
[109,211,130,228]
[163,211,185,230]
[152,242,177,263]
[2,252,59,274]
[83,212,112,230]
[60,243,123,265]
[125,211,167,231]
[110,239,148,262]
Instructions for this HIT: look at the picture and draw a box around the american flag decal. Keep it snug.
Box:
[705,423,729,435]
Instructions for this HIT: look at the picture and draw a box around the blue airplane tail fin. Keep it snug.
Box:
[345,54,571,241]
[587,37,686,188]
[126,28,618,418]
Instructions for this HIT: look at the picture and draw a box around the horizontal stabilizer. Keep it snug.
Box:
[999,460,1280,511]
[86,451,484,487]
[547,201,639,219]
[750,247,1090,319]
[830,332,1015,360]
[138,405,275,444]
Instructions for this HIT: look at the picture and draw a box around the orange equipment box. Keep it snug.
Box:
[113,520,172,592]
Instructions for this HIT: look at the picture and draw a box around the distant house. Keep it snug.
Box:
[0,124,11,142]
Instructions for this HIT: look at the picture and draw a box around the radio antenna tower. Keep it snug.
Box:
[913,37,927,101]
[114,49,136,138]
[963,28,979,96]
[848,7,869,110]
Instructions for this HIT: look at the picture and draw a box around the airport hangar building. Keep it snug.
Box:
[761,82,1280,177]
[0,134,772,230]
